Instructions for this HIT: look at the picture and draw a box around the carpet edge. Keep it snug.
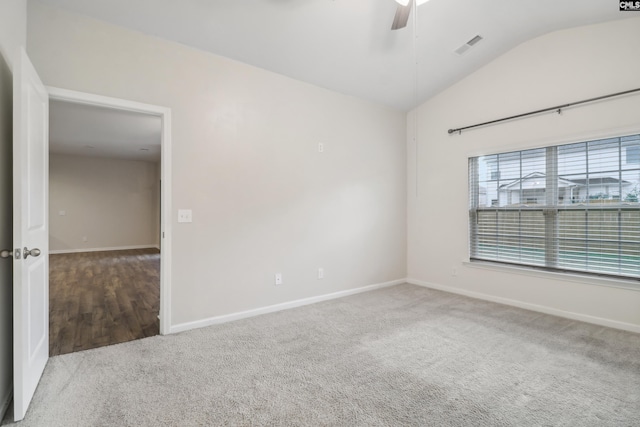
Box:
[169,278,407,334]
[407,278,640,334]
[0,380,12,422]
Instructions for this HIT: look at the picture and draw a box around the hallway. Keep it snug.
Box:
[49,248,160,356]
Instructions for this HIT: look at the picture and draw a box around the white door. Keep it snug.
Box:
[12,48,49,422]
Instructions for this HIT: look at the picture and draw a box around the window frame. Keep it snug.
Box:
[468,134,640,284]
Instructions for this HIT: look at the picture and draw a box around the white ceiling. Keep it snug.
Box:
[38,0,626,111]
[49,100,162,162]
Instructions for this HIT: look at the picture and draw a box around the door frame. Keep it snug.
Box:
[47,87,172,335]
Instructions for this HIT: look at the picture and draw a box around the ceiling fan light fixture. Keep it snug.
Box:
[394,0,430,5]
[391,0,430,30]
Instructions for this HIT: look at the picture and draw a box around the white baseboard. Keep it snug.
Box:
[49,245,160,255]
[170,278,406,334]
[407,278,640,334]
[0,381,12,422]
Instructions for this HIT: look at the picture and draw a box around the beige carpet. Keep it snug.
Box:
[4,284,640,426]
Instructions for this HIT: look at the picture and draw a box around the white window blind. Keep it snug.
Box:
[469,134,640,280]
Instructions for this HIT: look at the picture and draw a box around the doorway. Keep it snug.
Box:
[47,88,172,353]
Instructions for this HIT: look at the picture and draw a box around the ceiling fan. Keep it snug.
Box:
[391,0,430,30]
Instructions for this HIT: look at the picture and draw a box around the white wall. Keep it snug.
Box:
[27,1,407,327]
[0,0,26,418]
[49,154,160,252]
[408,17,640,331]
[0,0,26,73]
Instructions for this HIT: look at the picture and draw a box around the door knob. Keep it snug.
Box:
[0,249,12,259]
[23,247,41,259]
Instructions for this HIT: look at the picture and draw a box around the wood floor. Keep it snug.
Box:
[49,248,160,356]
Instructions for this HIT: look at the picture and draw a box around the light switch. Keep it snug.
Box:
[59,210,66,216]
[178,209,192,223]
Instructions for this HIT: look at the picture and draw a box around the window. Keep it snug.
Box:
[627,146,640,165]
[469,134,640,280]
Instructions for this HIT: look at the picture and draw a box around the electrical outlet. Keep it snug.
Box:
[318,268,324,279]
[82,236,88,242]
[318,143,324,153]
[274,273,282,285]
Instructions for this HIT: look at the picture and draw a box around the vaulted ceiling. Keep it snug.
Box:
[37,0,627,111]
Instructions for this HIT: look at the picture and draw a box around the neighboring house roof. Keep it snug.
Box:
[499,172,575,190]
[499,172,630,190]
[567,177,630,185]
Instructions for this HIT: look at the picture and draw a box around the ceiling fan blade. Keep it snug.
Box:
[391,0,413,31]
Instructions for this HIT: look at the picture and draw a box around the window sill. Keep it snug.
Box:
[462,260,640,292]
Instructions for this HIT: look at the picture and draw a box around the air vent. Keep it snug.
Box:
[454,34,483,56]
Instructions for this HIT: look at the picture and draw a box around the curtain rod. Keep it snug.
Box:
[448,87,640,135]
